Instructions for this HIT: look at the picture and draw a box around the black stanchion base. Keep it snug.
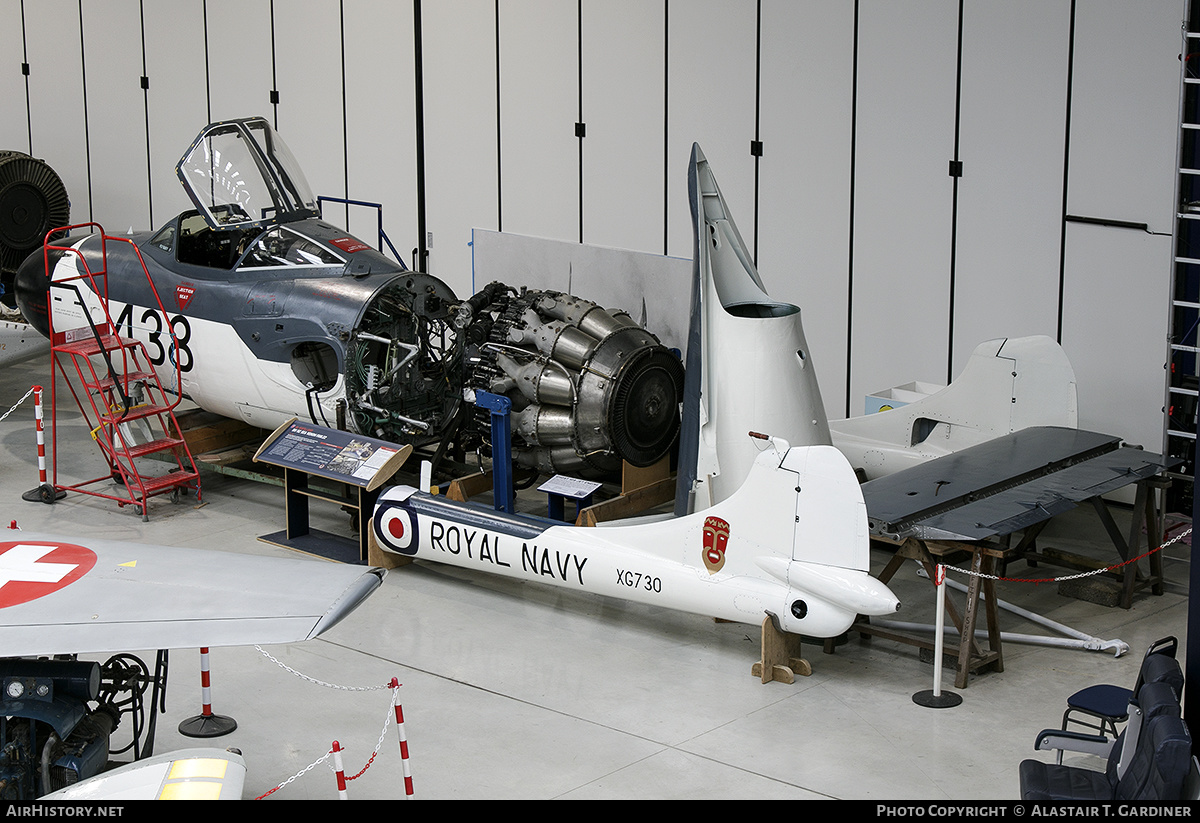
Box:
[178,713,238,738]
[912,689,962,708]
[22,484,64,504]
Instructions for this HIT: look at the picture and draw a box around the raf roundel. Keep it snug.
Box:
[373,504,419,556]
[0,541,97,609]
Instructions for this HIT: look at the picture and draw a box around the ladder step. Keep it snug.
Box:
[125,471,200,495]
[122,437,188,459]
[55,333,139,357]
[100,402,179,425]
[87,370,158,392]
[96,435,186,460]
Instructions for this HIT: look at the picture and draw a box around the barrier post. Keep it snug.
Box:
[912,564,962,708]
[22,386,64,503]
[332,741,349,799]
[390,678,414,798]
[178,647,238,736]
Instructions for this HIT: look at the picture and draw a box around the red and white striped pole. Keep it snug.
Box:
[332,741,349,799]
[178,647,238,737]
[390,678,414,798]
[34,386,45,485]
[23,386,62,504]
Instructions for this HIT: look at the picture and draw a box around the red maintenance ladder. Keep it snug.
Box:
[43,223,200,520]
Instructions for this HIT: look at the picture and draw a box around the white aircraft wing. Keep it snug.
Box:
[0,532,385,656]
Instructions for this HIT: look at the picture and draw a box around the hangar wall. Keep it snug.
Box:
[0,0,1183,454]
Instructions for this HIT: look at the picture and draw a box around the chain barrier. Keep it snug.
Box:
[0,386,36,424]
[340,681,401,782]
[253,645,393,692]
[255,749,335,800]
[940,526,1193,585]
[250,646,403,799]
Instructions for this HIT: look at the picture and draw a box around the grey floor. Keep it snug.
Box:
[0,354,1191,801]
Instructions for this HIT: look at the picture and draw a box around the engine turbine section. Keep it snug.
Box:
[460,283,684,477]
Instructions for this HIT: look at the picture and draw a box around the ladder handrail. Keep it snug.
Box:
[44,224,131,420]
[43,224,185,412]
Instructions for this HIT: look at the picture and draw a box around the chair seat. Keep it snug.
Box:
[1020,758,1114,801]
[1067,684,1132,722]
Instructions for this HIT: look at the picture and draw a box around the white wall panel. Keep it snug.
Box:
[664,0,757,261]
[1066,0,1183,233]
[580,0,665,257]
[497,0,578,248]
[1061,224,1172,449]
[342,1,418,266]
[273,0,347,232]
[757,0,855,419]
[849,0,958,413]
[951,0,1070,372]
[143,0,209,229]
[421,0,500,294]
[0,0,29,152]
[25,0,89,222]
[81,0,150,234]
[204,0,274,125]
[1061,0,1181,450]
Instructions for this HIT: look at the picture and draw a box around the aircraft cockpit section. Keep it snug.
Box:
[143,210,256,272]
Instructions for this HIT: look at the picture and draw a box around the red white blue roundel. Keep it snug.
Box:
[0,541,97,609]
[374,503,419,556]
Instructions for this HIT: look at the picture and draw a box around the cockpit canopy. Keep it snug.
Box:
[177,117,319,232]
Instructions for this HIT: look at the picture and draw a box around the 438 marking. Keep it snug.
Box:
[114,304,193,372]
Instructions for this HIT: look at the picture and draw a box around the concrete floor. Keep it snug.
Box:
[0,354,1191,800]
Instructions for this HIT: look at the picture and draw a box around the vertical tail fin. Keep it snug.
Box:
[676,143,831,515]
[830,335,1078,480]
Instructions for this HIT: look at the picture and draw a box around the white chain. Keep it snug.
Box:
[253,645,391,691]
[0,386,35,424]
[942,526,1193,583]
[256,749,334,800]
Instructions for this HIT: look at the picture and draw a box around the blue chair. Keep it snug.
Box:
[1061,636,1180,747]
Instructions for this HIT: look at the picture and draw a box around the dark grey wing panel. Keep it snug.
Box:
[860,427,1178,541]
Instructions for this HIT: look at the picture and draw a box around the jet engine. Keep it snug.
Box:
[342,279,683,479]
[456,283,684,477]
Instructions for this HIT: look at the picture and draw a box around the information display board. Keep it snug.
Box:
[253,419,413,562]
[254,419,411,491]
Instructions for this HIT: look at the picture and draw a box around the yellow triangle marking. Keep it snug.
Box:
[119,560,137,568]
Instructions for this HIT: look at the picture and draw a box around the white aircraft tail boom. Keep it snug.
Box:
[374,437,898,639]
